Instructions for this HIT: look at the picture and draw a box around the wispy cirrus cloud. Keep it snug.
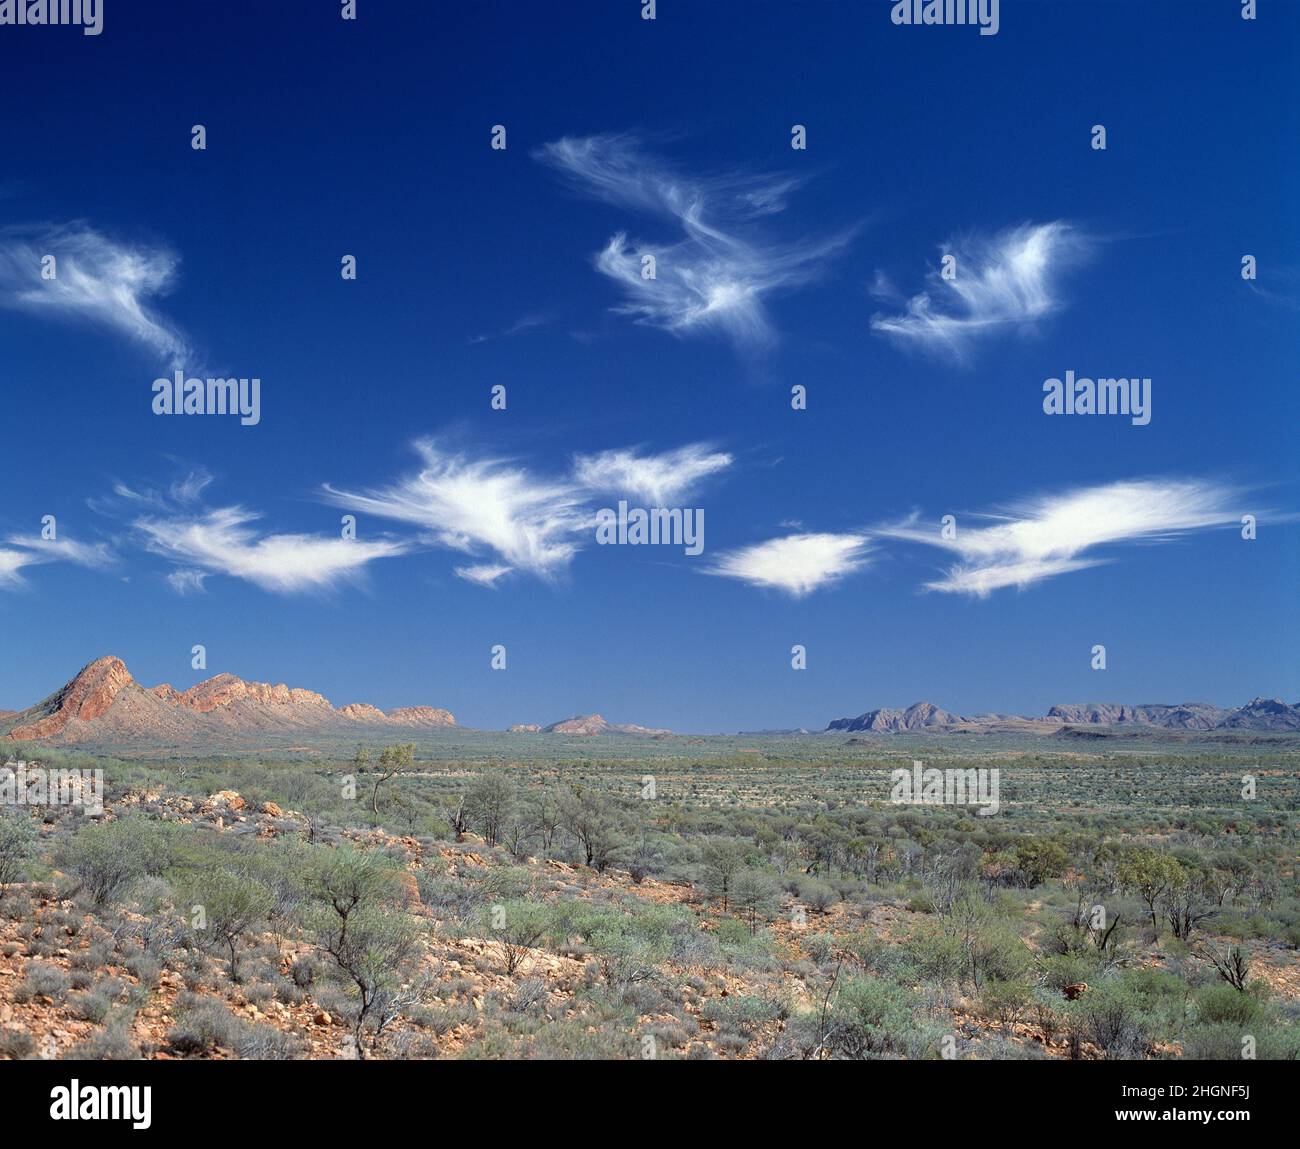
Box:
[705,532,873,598]
[324,438,736,587]
[0,223,192,367]
[323,440,591,587]
[96,469,407,595]
[535,134,853,350]
[876,478,1248,597]
[0,532,113,590]
[870,221,1087,358]
[574,442,732,504]
[135,506,410,595]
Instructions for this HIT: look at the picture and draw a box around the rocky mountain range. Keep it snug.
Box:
[0,656,455,746]
[3,656,1298,749]
[827,698,1300,734]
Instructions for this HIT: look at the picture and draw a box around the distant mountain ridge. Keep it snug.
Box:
[3,656,1297,748]
[1,656,455,745]
[538,714,671,737]
[827,697,1300,733]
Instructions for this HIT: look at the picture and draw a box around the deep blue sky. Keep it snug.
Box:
[0,0,1296,731]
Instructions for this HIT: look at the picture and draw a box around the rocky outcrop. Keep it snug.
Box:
[540,714,671,736]
[1215,698,1300,731]
[1,656,457,745]
[180,675,332,714]
[387,706,456,728]
[508,723,541,733]
[338,703,387,722]
[1046,702,1227,729]
[9,656,136,740]
[828,701,964,733]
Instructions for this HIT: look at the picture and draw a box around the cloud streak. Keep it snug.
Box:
[871,221,1086,357]
[705,532,873,598]
[0,223,192,367]
[875,478,1248,596]
[135,506,410,595]
[574,443,732,504]
[0,532,113,590]
[536,134,852,349]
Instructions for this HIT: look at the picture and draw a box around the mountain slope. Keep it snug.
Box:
[1,656,456,745]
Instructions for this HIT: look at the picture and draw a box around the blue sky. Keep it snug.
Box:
[0,0,1296,732]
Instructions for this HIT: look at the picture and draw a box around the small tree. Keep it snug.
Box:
[465,773,515,848]
[1118,848,1182,939]
[189,869,273,985]
[559,786,626,871]
[700,838,745,911]
[731,869,781,936]
[370,743,415,816]
[307,844,422,1057]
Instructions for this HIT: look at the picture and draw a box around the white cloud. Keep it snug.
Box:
[870,222,1086,357]
[0,223,192,367]
[705,532,873,597]
[876,478,1247,597]
[135,506,409,595]
[453,563,514,588]
[573,443,732,504]
[0,532,113,589]
[324,440,590,585]
[0,548,38,588]
[536,134,852,349]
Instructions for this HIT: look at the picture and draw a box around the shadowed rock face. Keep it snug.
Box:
[1216,697,1300,731]
[827,701,963,733]
[2,655,456,744]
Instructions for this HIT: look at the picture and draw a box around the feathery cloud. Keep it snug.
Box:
[876,478,1247,596]
[871,221,1086,357]
[0,223,192,367]
[573,443,732,504]
[0,532,113,589]
[324,440,590,586]
[705,532,873,597]
[135,506,409,595]
[536,134,851,349]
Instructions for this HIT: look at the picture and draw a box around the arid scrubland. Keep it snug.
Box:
[1,736,1297,1061]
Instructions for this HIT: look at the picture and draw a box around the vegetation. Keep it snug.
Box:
[0,731,1296,1059]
